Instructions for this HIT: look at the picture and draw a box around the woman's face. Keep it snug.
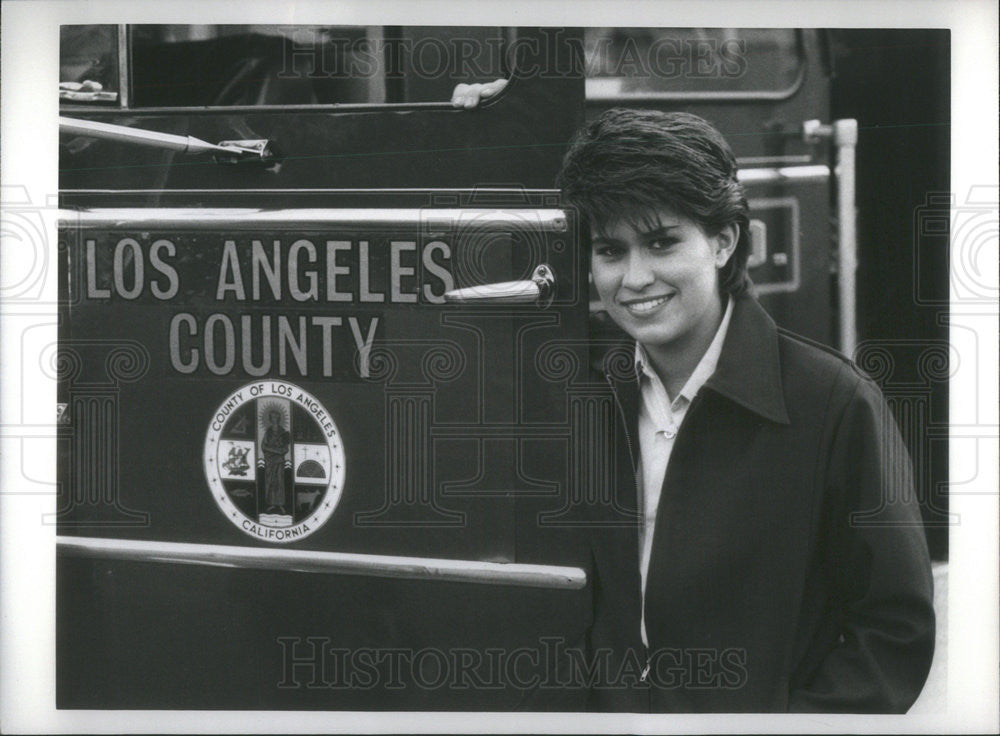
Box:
[590,208,736,355]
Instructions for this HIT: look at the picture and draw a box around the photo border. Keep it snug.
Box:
[2,0,997,733]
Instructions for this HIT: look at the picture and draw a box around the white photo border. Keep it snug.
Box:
[2,0,997,733]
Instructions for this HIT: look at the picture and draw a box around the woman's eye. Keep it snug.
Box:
[594,245,624,258]
[648,238,677,251]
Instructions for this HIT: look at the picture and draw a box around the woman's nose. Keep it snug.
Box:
[621,252,655,291]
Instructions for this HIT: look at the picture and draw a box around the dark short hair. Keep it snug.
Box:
[556,109,752,297]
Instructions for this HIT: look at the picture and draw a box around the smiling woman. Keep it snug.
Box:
[589,210,737,397]
[561,110,749,395]
[557,109,936,713]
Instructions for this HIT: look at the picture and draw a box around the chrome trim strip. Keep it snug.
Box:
[737,154,814,166]
[57,535,587,590]
[116,25,129,109]
[60,187,562,195]
[57,207,569,230]
[61,174,824,201]
[739,165,830,184]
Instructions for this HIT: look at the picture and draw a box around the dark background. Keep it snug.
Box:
[829,30,950,559]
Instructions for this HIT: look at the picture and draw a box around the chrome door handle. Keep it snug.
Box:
[443,264,555,306]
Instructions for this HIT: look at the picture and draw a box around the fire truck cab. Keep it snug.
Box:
[57,25,847,710]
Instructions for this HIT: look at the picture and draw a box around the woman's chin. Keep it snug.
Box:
[626,323,682,350]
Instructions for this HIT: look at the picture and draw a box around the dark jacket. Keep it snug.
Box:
[586,294,935,712]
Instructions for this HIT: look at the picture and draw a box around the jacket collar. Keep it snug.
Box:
[602,294,790,427]
[704,294,790,425]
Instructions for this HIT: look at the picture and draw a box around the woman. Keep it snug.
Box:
[556,109,935,712]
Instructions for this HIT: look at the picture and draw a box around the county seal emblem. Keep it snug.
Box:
[204,381,345,542]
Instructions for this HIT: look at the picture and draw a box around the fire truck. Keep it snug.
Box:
[57,25,931,709]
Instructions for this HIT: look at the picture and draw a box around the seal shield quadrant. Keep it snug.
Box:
[204,381,345,543]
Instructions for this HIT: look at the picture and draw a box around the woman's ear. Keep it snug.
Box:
[714,223,739,268]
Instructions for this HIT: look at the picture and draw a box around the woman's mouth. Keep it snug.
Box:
[620,293,674,315]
